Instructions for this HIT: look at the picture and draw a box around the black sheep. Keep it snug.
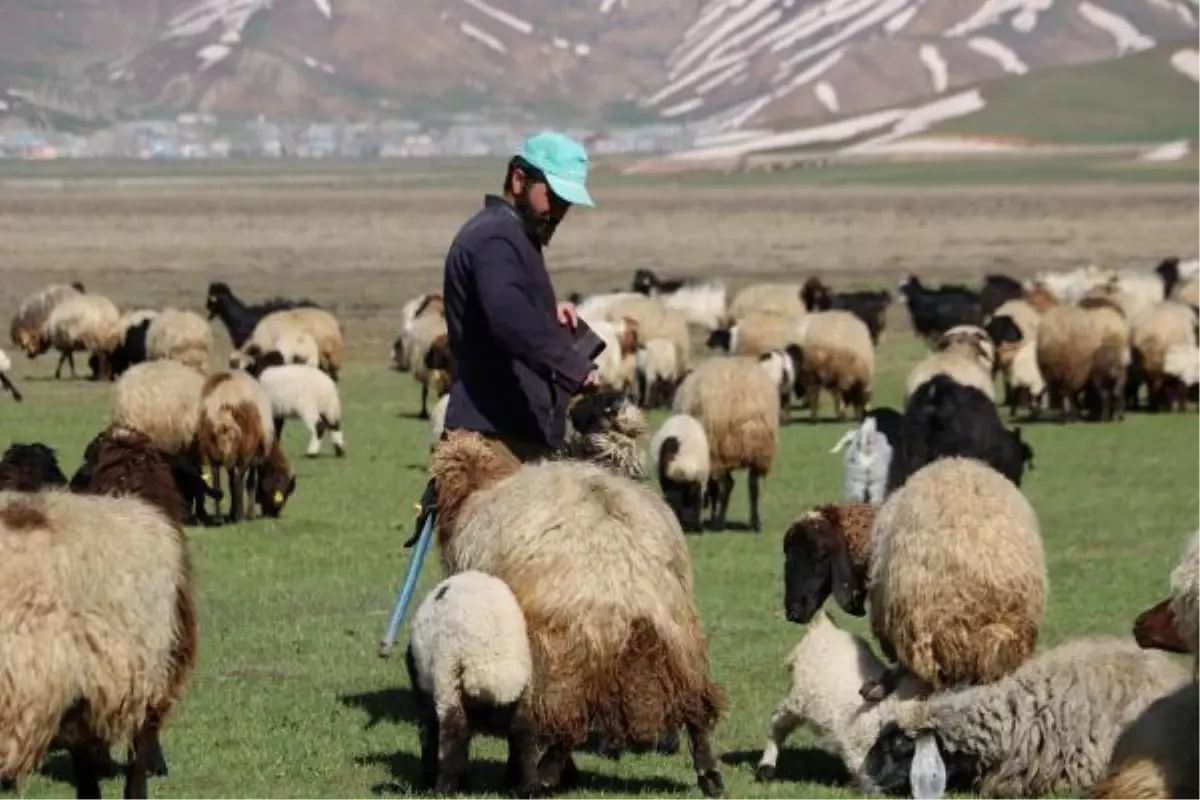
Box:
[887,374,1034,494]
[897,275,984,342]
[0,442,68,491]
[205,281,320,349]
[979,273,1024,317]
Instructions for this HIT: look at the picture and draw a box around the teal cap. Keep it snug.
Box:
[517,130,595,208]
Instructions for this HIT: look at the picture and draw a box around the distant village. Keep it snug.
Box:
[0,111,703,160]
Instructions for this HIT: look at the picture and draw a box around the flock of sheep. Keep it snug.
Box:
[390,254,1198,798]
[0,247,1195,799]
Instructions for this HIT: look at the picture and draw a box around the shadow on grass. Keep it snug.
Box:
[340,687,419,729]
[722,746,850,787]
[357,748,691,797]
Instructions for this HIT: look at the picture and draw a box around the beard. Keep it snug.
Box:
[513,191,561,246]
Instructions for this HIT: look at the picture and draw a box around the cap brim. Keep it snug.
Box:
[545,174,595,208]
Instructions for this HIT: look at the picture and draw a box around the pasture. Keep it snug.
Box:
[0,164,1197,798]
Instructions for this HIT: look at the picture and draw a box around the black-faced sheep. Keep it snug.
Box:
[860,636,1189,798]
[649,413,710,533]
[406,571,539,796]
[204,281,318,349]
[107,314,155,379]
[673,355,779,532]
[896,275,983,343]
[867,457,1047,698]
[0,426,197,798]
[784,310,874,422]
[0,443,67,491]
[429,422,728,797]
[246,352,346,458]
[0,348,22,402]
[782,502,875,623]
[706,311,791,358]
[886,374,1034,495]
[195,370,277,522]
[9,282,85,378]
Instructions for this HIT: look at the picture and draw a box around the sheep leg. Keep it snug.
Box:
[55,349,71,380]
[711,473,734,531]
[304,413,323,457]
[685,720,725,798]
[227,467,245,523]
[122,723,160,800]
[419,383,430,420]
[70,743,103,799]
[505,709,542,798]
[243,467,258,521]
[747,468,763,533]
[537,744,578,792]
[805,384,821,423]
[755,704,802,782]
[328,420,346,458]
[434,702,472,795]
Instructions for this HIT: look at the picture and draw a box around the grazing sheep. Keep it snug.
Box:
[829,415,894,505]
[706,311,793,358]
[1089,679,1198,799]
[728,282,806,323]
[0,431,197,798]
[896,276,983,343]
[251,307,344,381]
[145,307,213,373]
[860,636,1189,798]
[1161,343,1199,411]
[428,425,728,798]
[406,571,538,796]
[35,293,122,380]
[246,353,346,458]
[673,356,779,532]
[867,457,1047,697]
[393,292,443,371]
[636,337,680,409]
[987,298,1041,342]
[631,269,727,331]
[784,309,875,422]
[888,374,1034,495]
[9,282,85,378]
[0,443,67,491]
[648,413,710,533]
[107,311,160,379]
[406,311,451,419]
[0,348,23,402]
[1036,302,1126,421]
[195,370,276,522]
[1128,300,1197,411]
[905,324,995,402]
[756,611,930,782]
[782,503,875,623]
[250,440,297,520]
[204,281,319,350]
[233,326,320,371]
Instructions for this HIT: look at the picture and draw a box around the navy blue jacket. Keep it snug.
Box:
[442,195,593,449]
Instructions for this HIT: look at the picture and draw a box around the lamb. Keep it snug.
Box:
[405,571,539,796]
[204,281,319,350]
[630,269,727,331]
[895,275,983,343]
[428,421,727,797]
[867,456,1047,698]
[34,293,122,380]
[781,502,876,624]
[250,307,344,381]
[145,307,213,373]
[195,369,277,522]
[757,349,795,421]
[232,326,320,371]
[829,413,895,505]
[636,337,680,409]
[648,413,710,533]
[246,352,346,458]
[672,355,779,532]
[860,636,1189,798]
[887,374,1034,495]
[0,443,67,491]
[1128,300,1197,411]
[0,427,197,798]
[784,309,875,422]
[9,282,85,378]
[0,348,22,402]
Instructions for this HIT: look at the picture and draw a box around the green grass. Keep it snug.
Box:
[2,335,1197,798]
[933,44,1200,145]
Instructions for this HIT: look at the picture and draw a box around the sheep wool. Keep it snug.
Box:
[253,306,344,380]
[905,351,994,401]
[785,309,874,421]
[39,293,122,377]
[257,363,346,457]
[673,356,779,477]
[111,359,207,455]
[197,370,274,468]
[9,283,82,357]
[728,283,806,323]
[860,636,1189,798]
[145,307,213,373]
[730,312,793,357]
[869,456,1047,690]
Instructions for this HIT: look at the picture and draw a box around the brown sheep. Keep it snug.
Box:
[195,370,276,522]
[785,310,874,422]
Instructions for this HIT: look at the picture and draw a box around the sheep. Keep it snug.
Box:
[755,611,930,783]
[829,414,894,505]
[757,349,796,420]
[1128,300,1197,411]
[144,307,213,373]
[866,456,1047,698]
[905,323,996,402]
[987,298,1041,342]
[888,374,1034,495]
[0,348,22,402]
[245,352,346,458]
[636,337,680,409]
[727,282,806,323]
[106,310,160,378]
[895,275,983,343]
[405,570,539,796]
[559,390,651,480]
[9,282,85,378]
[648,413,710,533]
[579,293,692,374]
[860,636,1189,798]
[0,443,67,491]
[1028,263,1114,304]
[705,310,792,358]
[673,355,779,532]
[429,394,450,454]
[784,309,875,422]
[1036,301,1129,421]
[1000,339,1046,419]
[232,326,320,371]
[1161,343,1199,411]
[392,292,443,371]
[801,278,893,344]
[428,425,728,798]
[631,269,727,331]
[195,369,277,522]
[35,293,122,380]
[405,311,451,419]
[250,306,344,381]
[0,428,197,798]
[204,281,319,350]
[781,502,875,624]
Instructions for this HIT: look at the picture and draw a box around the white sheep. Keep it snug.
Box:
[829,415,892,505]
[755,611,929,782]
[253,360,346,458]
[405,571,538,796]
[648,413,710,533]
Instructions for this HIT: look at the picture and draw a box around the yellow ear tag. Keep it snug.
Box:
[273,490,284,504]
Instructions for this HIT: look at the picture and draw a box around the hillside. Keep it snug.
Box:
[0,0,1196,131]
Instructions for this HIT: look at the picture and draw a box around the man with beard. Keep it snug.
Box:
[438,130,602,466]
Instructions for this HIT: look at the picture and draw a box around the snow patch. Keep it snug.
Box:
[967,36,1029,74]
[311,0,332,19]
[884,4,920,34]
[1171,48,1200,81]
[842,89,989,152]
[815,81,840,112]
[461,0,533,35]
[1077,2,1156,53]
[847,134,1023,155]
[459,21,507,53]
[1141,140,1191,161]
[196,43,231,70]
[662,97,705,118]
[945,0,1052,37]
[919,44,948,92]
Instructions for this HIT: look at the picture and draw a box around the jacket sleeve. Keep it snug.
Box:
[472,236,594,392]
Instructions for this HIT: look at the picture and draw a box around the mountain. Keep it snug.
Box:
[0,0,1196,132]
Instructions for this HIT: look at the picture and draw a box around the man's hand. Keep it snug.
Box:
[580,368,601,392]
[556,301,580,330]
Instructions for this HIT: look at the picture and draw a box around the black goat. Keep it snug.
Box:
[897,275,984,343]
[887,374,1034,494]
[205,281,320,349]
[0,442,68,491]
[1154,256,1184,300]
[631,268,697,296]
[979,273,1024,317]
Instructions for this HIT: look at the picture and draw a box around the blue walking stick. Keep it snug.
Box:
[378,481,438,658]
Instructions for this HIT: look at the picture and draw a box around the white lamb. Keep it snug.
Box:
[829,416,893,505]
[406,571,537,795]
[254,361,346,458]
[756,610,928,782]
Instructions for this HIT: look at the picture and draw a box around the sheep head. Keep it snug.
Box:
[782,507,864,624]
[936,325,994,373]
[205,281,234,320]
[860,723,981,797]
[631,268,659,296]
[254,441,296,518]
[565,391,649,480]
[1132,596,1189,653]
[0,442,68,491]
